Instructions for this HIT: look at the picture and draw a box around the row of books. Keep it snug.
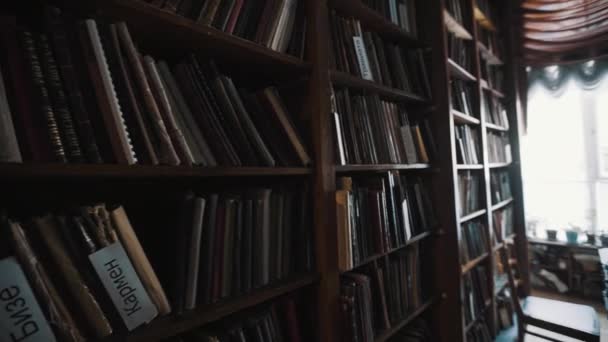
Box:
[466,320,493,342]
[448,34,473,73]
[458,171,483,216]
[168,297,304,342]
[142,0,306,57]
[445,0,467,26]
[172,187,313,313]
[336,174,436,271]
[332,87,436,165]
[340,246,425,341]
[482,91,509,128]
[461,221,489,264]
[1,205,170,341]
[491,170,512,204]
[462,265,490,325]
[487,132,512,163]
[0,10,311,166]
[455,125,481,165]
[477,26,503,61]
[493,207,514,241]
[451,80,475,117]
[361,0,418,37]
[481,60,504,92]
[329,12,432,97]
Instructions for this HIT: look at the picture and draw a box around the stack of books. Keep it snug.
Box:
[493,207,513,239]
[458,171,483,216]
[0,205,170,341]
[455,126,481,165]
[142,0,307,56]
[332,87,436,165]
[336,173,436,271]
[340,245,425,340]
[445,0,467,26]
[361,0,418,37]
[451,80,475,116]
[487,132,512,163]
[490,170,512,204]
[462,266,490,325]
[448,34,473,71]
[329,12,431,97]
[0,10,311,166]
[170,187,313,312]
[461,221,489,264]
[482,91,509,128]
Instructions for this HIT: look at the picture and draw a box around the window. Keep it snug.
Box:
[523,63,608,238]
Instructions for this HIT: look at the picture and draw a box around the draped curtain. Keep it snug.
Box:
[521,0,608,65]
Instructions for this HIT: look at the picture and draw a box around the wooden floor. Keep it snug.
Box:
[495,289,607,341]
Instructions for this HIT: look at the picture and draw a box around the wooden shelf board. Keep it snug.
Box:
[331,0,423,46]
[0,163,313,179]
[84,0,310,75]
[462,252,490,275]
[105,274,319,342]
[374,298,436,342]
[457,164,484,170]
[491,198,514,211]
[448,58,476,82]
[452,110,481,125]
[335,163,435,173]
[460,209,487,223]
[443,10,473,40]
[344,231,433,271]
[477,41,503,65]
[489,162,512,168]
[473,7,497,31]
[485,123,509,132]
[481,82,506,98]
[330,71,429,103]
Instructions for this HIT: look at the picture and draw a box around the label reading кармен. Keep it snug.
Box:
[0,257,56,342]
[89,242,158,331]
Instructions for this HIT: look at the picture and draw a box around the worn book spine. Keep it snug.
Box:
[31,216,113,338]
[144,56,194,166]
[0,64,22,162]
[37,33,84,163]
[185,197,205,309]
[22,30,68,163]
[8,221,85,342]
[80,20,137,164]
[225,0,245,34]
[44,7,103,163]
[116,22,179,165]
[110,206,172,315]
[106,23,159,165]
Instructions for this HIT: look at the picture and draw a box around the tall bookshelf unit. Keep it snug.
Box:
[0,0,529,341]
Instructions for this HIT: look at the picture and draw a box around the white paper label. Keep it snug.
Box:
[353,36,374,81]
[0,257,56,342]
[89,242,158,331]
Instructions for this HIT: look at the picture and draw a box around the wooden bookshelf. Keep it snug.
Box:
[452,109,481,125]
[335,163,435,173]
[486,123,509,132]
[0,0,528,341]
[448,58,477,81]
[0,163,313,179]
[102,274,319,342]
[375,298,437,342]
[330,70,429,103]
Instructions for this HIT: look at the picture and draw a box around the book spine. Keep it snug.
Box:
[0,64,23,162]
[37,33,85,163]
[45,8,103,163]
[21,31,68,163]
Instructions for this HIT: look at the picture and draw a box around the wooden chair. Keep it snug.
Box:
[496,235,600,341]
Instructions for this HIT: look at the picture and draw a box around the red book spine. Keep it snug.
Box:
[225,0,245,35]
